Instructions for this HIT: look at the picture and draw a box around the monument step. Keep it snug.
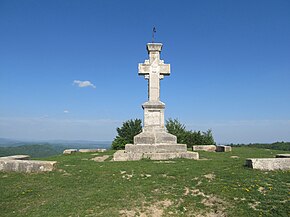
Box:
[113,150,199,161]
[125,143,187,153]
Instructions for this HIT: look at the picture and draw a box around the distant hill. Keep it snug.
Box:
[0,144,65,158]
[230,142,290,151]
[0,138,112,158]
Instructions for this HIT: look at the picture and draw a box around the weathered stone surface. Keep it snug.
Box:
[91,155,110,162]
[113,150,143,161]
[63,149,78,154]
[113,42,199,161]
[113,150,199,161]
[79,149,106,153]
[216,146,232,152]
[276,154,290,158]
[180,152,199,160]
[125,144,187,153]
[192,145,216,152]
[0,155,30,160]
[0,159,57,173]
[245,158,290,171]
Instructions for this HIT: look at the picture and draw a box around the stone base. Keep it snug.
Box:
[276,154,290,158]
[0,155,30,160]
[79,149,106,153]
[245,158,290,171]
[113,150,199,161]
[192,145,216,152]
[113,143,199,161]
[216,146,232,152]
[126,143,187,153]
[63,149,78,154]
[0,159,57,173]
[134,131,177,144]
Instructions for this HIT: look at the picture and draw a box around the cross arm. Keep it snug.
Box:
[159,63,170,76]
[138,63,150,75]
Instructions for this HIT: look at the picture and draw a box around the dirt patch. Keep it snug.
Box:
[190,188,228,217]
[204,173,216,181]
[119,200,173,217]
[91,155,109,162]
[184,187,190,196]
[258,186,266,194]
[248,201,260,211]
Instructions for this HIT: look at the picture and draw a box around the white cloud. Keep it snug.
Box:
[73,80,96,88]
[63,110,69,113]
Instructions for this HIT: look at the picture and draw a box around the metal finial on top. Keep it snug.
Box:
[152,27,156,43]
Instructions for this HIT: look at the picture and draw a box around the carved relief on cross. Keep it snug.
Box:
[138,43,170,102]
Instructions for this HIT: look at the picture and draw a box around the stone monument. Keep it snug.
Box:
[113,43,199,161]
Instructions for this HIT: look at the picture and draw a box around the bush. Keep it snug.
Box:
[111,119,142,150]
[166,118,215,148]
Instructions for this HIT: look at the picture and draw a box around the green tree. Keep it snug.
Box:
[165,118,187,144]
[165,118,215,148]
[111,119,142,150]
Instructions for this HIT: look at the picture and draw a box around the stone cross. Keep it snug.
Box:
[138,43,170,101]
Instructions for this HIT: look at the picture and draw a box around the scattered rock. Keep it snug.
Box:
[276,154,290,158]
[0,155,30,160]
[79,149,106,153]
[245,158,290,170]
[230,156,239,159]
[204,173,216,181]
[192,145,216,152]
[63,149,77,155]
[91,155,109,162]
[0,159,57,173]
[216,146,232,152]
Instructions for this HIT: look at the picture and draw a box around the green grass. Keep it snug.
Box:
[0,147,289,216]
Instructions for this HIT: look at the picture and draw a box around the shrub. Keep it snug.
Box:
[166,119,215,148]
[111,119,142,150]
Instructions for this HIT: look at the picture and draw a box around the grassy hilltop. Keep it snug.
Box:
[0,147,289,217]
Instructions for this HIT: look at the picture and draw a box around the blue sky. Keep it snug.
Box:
[0,0,289,143]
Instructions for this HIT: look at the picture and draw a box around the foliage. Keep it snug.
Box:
[230,141,290,151]
[166,118,215,148]
[0,147,289,216]
[111,119,142,150]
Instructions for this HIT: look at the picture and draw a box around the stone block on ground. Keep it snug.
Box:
[216,146,232,152]
[0,159,57,173]
[0,155,30,160]
[63,149,78,154]
[192,145,216,152]
[276,154,290,158]
[91,155,110,162]
[79,149,107,153]
[245,158,290,171]
[113,150,143,161]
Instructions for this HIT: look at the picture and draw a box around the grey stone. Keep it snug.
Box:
[125,144,187,153]
[91,155,109,162]
[216,146,232,152]
[245,158,290,171]
[276,154,290,158]
[79,149,106,153]
[0,155,30,160]
[113,150,143,161]
[113,42,199,161]
[63,149,78,154]
[192,145,216,152]
[0,159,57,173]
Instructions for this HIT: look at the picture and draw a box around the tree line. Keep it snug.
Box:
[112,118,215,150]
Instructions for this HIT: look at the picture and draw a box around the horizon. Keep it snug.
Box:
[1,1,290,144]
